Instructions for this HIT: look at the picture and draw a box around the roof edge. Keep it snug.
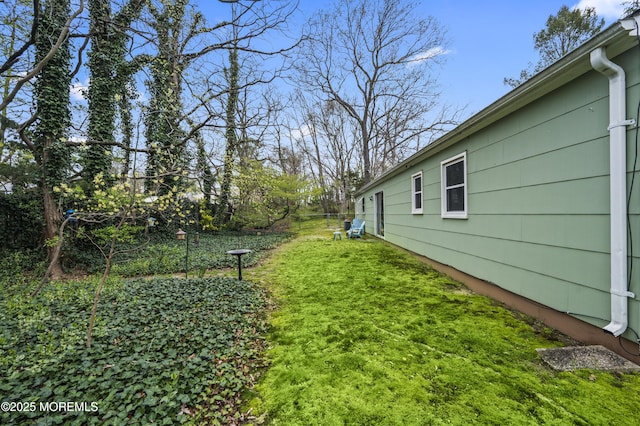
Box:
[357,15,640,195]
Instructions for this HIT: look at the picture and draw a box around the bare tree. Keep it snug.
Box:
[286,90,360,213]
[504,6,604,88]
[0,0,85,112]
[295,0,458,184]
[623,1,640,16]
[186,0,300,228]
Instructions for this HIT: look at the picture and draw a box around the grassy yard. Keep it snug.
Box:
[244,226,640,425]
[2,224,640,425]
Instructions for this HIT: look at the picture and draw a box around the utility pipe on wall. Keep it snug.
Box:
[590,47,636,337]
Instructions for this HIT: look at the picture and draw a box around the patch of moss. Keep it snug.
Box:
[246,226,640,425]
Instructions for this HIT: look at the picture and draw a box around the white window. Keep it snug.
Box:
[441,152,467,219]
[411,172,423,214]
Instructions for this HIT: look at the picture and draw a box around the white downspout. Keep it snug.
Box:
[590,47,636,336]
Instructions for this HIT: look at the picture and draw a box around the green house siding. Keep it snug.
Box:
[360,47,640,340]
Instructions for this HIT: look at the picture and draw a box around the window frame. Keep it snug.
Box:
[411,171,423,214]
[441,152,468,219]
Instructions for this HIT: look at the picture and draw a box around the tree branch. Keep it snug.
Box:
[0,0,40,75]
[0,0,85,112]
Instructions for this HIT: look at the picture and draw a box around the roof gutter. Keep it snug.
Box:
[590,43,636,336]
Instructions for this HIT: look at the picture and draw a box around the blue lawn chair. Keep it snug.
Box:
[347,218,366,238]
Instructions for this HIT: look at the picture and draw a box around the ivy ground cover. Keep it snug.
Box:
[247,230,640,425]
[1,276,267,425]
[0,230,289,425]
[108,232,291,277]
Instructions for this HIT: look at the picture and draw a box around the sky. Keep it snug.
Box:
[205,0,630,121]
[420,0,628,117]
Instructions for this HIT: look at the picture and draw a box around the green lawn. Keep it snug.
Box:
[2,224,639,425]
[245,226,640,425]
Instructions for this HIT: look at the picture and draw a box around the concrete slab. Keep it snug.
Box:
[536,345,640,372]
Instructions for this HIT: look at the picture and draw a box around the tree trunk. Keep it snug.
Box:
[214,45,239,229]
[33,0,71,281]
[42,185,64,279]
[86,214,124,348]
[32,209,73,297]
[361,120,371,184]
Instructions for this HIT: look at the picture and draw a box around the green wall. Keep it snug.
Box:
[360,48,640,341]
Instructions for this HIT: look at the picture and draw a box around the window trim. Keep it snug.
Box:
[441,152,468,219]
[411,171,423,214]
